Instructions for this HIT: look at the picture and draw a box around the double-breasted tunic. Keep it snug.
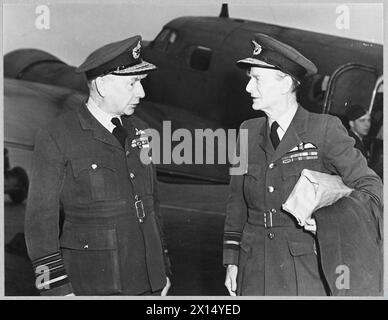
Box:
[223,106,383,296]
[25,103,170,296]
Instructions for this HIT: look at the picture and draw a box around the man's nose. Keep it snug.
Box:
[246,78,254,94]
[135,81,145,99]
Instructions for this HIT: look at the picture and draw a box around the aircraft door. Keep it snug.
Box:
[323,63,383,179]
[323,63,379,117]
[368,76,383,180]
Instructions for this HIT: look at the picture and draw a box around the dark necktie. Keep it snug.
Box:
[111,117,127,147]
[270,121,280,150]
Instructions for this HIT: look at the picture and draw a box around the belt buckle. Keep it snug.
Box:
[264,211,273,229]
[135,199,145,223]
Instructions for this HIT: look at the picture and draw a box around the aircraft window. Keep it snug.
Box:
[155,29,170,43]
[153,29,177,52]
[169,32,177,44]
[190,46,212,71]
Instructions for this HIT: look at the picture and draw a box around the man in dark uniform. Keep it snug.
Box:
[223,34,383,296]
[345,104,371,161]
[25,35,171,296]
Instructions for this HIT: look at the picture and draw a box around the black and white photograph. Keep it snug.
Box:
[2,0,384,300]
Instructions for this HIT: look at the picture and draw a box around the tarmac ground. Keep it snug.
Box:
[4,181,230,296]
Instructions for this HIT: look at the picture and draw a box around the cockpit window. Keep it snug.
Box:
[153,28,177,52]
[190,46,212,71]
[168,31,177,44]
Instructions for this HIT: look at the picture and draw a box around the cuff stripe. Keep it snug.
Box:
[224,240,240,245]
[32,251,70,293]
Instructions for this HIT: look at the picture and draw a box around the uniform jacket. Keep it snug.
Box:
[25,103,170,296]
[223,106,383,296]
[348,130,369,161]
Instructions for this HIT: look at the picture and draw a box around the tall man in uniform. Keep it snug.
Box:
[25,36,171,296]
[223,34,383,296]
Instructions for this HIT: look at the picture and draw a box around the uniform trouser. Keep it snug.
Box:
[139,289,163,296]
[238,222,329,296]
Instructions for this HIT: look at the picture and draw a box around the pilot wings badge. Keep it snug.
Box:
[132,41,141,59]
[252,40,262,55]
[131,128,149,149]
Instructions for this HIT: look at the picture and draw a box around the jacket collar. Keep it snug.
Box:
[78,103,123,149]
[258,105,308,162]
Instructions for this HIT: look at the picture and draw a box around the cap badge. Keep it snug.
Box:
[252,40,262,55]
[132,41,141,59]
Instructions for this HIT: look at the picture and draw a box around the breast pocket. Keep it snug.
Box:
[60,224,122,295]
[71,157,120,202]
[281,160,321,200]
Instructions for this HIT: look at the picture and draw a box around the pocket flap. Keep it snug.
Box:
[288,240,315,257]
[60,227,118,250]
[71,157,116,177]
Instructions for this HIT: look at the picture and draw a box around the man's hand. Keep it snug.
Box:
[161,277,171,296]
[304,217,317,235]
[224,265,238,296]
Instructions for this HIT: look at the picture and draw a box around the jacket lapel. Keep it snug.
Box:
[258,117,275,157]
[121,115,136,144]
[271,106,308,162]
[77,104,123,150]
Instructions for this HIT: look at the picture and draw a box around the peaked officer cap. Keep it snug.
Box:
[237,33,317,81]
[76,35,156,80]
[346,104,368,121]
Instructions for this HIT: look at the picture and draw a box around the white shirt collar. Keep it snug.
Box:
[86,98,120,133]
[268,103,298,140]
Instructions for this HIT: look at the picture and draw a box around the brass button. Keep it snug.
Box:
[83,244,89,249]
[126,151,130,157]
[270,208,277,214]
[268,232,275,240]
[129,173,135,179]
[269,163,275,169]
[268,186,275,193]
[91,164,97,170]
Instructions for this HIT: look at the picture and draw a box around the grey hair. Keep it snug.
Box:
[276,71,300,93]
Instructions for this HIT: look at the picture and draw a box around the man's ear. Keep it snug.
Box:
[349,120,355,129]
[95,76,106,97]
[280,74,293,94]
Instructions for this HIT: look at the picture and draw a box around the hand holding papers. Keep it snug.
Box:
[282,169,353,226]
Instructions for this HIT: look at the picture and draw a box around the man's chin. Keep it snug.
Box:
[251,103,262,111]
[124,106,136,115]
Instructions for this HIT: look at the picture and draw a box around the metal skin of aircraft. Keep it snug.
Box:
[3,4,383,203]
